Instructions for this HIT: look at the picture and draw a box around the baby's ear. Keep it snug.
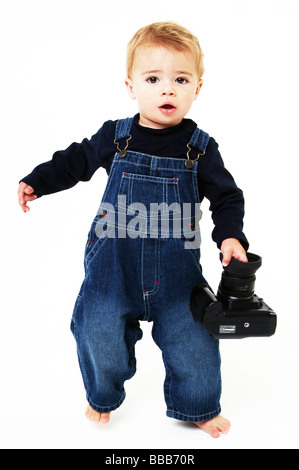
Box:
[125,78,136,100]
[194,80,203,100]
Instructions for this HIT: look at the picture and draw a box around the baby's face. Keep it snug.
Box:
[126,45,202,129]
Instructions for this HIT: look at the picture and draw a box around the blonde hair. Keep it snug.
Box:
[126,21,205,79]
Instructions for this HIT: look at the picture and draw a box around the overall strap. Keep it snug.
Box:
[184,127,210,168]
[189,127,210,154]
[114,117,134,141]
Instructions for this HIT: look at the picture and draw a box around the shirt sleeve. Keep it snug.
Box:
[198,137,249,251]
[20,120,116,198]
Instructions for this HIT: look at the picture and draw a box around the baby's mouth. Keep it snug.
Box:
[159,103,176,114]
[160,104,175,109]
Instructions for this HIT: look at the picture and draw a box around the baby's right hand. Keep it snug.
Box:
[18,182,37,212]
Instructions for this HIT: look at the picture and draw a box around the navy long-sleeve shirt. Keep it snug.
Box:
[21,114,249,250]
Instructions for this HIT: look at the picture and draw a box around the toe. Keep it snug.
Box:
[100,413,110,424]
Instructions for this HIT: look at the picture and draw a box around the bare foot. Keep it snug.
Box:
[195,415,231,438]
[85,404,111,424]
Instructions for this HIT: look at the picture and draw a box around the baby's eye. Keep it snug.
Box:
[147,76,159,84]
[176,77,188,84]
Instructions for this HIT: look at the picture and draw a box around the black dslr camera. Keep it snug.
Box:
[190,253,277,339]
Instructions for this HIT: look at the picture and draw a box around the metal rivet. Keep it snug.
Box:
[185,159,194,169]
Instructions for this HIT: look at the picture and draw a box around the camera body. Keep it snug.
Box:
[190,253,277,339]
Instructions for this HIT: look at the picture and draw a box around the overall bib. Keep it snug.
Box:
[71,117,222,422]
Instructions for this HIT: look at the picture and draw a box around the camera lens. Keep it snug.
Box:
[217,253,262,305]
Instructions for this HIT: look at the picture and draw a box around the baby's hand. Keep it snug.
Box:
[18,182,37,212]
[220,238,248,267]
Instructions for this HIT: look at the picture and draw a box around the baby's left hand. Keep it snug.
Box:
[220,238,248,267]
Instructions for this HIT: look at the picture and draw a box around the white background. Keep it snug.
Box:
[1,0,298,449]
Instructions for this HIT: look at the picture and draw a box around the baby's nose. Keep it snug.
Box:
[161,87,175,96]
[160,81,175,96]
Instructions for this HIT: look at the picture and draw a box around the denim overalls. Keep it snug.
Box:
[71,117,222,422]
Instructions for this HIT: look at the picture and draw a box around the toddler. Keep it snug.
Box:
[18,22,248,438]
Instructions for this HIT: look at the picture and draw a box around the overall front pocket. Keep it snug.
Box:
[115,172,181,216]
